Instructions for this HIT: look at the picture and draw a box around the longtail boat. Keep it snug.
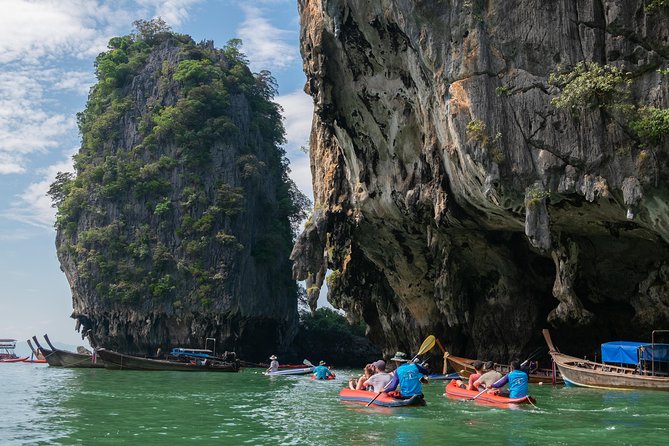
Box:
[97,348,240,372]
[543,329,669,391]
[25,339,47,363]
[445,352,562,384]
[339,388,426,407]
[41,334,104,368]
[444,379,536,407]
[31,336,62,366]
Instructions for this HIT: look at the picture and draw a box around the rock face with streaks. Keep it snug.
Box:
[293,0,669,359]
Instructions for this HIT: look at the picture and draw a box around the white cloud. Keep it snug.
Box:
[136,0,205,27]
[3,151,76,230]
[54,71,96,95]
[238,4,298,71]
[0,69,76,174]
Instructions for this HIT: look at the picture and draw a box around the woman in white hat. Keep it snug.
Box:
[266,355,279,373]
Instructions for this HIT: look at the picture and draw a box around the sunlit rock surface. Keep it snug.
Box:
[293,0,669,359]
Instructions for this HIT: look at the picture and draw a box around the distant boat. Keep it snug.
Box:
[445,352,562,384]
[97,348,240,372]
[543,329,669,391]
[0,339,27,362]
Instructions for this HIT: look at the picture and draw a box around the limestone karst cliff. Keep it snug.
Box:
[50,22,308,360]
[293,0,669,359]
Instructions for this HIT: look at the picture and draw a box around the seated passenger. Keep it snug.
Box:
[489,360,529,398]
[361,360,392,392]
[350,363,375,389]
[312,360,335,379]
[454,360,484,389]
[474,360,503,389]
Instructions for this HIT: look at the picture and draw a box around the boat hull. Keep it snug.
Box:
[263,367,313,376]
[97,348,239,372]
[446,353,562,384]
[51,349,104,368]
[445,380,536,407]
[0,357,28,363]
[543,329,669,391]
[339,388,426,407]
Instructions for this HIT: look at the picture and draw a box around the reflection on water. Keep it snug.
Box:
[1,364,668,445]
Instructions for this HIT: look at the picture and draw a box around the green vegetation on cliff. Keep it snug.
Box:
[49,19,309,308]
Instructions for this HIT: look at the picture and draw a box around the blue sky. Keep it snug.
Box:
[0,0,317,352]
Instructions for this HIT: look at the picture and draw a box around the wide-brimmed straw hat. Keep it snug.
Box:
[391,352,408,362]
[319,360,326,365]
[269,355,277,360]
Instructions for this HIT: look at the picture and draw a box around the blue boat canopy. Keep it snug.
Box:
[601,341,669,365]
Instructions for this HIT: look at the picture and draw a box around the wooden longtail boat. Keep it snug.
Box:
[31,336,62,366]
[25,339,47,363]
[445,352,562,384]
[445,379,536,407]
[97,348,240,372]
[542,329,669,391]
[41,334,104,368]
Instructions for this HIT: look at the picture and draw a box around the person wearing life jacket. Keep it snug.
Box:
[383,352,430,399]
[489,360,529,398]
[312,360,335,379]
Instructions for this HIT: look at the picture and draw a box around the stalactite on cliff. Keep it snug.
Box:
[295,0,669,359]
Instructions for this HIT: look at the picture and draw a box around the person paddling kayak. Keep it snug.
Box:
[312,360,335,379]
[384,352,430,399]
[489,360,529,398]
[266,355,279,373]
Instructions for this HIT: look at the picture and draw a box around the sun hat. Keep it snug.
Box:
[390,352,408,362]
[319,360,326,365]
[269,355,277,360]
[371,360,386,371]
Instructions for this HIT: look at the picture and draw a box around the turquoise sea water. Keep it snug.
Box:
[1,362,667,445]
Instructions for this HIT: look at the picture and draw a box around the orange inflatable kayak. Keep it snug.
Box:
[339,388,425,407]
[445,379,536,407]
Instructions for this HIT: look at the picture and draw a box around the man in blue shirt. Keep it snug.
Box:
[490,360,529,398]
[384,352,430,398]
[312,360,335,379]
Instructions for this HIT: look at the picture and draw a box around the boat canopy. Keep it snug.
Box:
[601,341,669,365]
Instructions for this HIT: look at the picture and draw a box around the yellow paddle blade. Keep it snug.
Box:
[416,335,436,357]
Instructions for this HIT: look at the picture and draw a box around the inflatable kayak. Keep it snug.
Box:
[445,379,536,407]
[311,373,336,380]
[263,367,313,376]
[339,388,426,407]
[0,357,28,363]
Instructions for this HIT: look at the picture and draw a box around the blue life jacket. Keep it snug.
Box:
[396,363,424,396]
[508,369,529,399]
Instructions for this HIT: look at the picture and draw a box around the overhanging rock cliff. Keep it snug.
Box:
[292,0,669,359]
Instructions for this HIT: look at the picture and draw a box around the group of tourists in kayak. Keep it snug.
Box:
[454,359,529,399]
[349,351,430,399]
